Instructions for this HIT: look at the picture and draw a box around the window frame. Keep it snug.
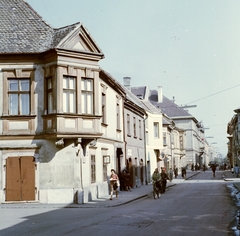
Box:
[154,122,159,138]
[2,68,35,117]
[63,75,76,113]
[91,155,96,183]
[81,77,94,115]
[8,78,30,115]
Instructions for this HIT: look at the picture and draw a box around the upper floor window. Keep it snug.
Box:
[46,77,53,114]
[133,117,136,137]
[81,78,93,114]
[102,93,106,124]
[180,135,184,150]
[127,114,130,135]
[8,79,30,115]
[139,119,142,139]
[154,122,159,138]
[63,76,76,113]
[146,131,149,145]
[116,102,120,130]
[163,132,167,145]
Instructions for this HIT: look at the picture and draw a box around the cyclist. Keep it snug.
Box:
[152,168,161,192]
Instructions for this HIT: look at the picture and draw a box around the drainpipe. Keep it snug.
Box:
[143,113,148,185]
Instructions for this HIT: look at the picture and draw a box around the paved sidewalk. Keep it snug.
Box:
[0,170,200,209]
[222,169,240,191]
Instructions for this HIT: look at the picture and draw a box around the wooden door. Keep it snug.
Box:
[6,156,35,201]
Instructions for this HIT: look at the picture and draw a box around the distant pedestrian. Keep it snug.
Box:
[191,164,194,171]
[234,164,239,178]
[211,163,216,177]
[109,169,119,200]
[160,168,169,193]
[174,165,178,179]
[168,168,173,182]
[181,166,186,179]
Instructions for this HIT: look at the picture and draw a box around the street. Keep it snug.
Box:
[0,170,238,236]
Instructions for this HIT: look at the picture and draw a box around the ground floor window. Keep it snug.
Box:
[91,155,96,183]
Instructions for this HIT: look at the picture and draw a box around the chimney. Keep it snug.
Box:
[158,86,163,103]
[123,77,131,90]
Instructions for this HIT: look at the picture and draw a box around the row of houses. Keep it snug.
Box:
[227,107,240,167]
[0,0,217,204]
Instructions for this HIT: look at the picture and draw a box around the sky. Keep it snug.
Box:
[27,0,240,157]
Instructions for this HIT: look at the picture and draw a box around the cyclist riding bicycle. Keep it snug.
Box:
[152,168,161,188]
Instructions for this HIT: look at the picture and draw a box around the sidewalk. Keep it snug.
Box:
[222,169,240,191]
[0,170,200,209]
[69,170,200,208]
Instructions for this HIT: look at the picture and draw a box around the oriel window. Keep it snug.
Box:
[63,76,76,113]
[81,78,93,114]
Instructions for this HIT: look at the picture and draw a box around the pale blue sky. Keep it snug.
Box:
[27,0,240,157]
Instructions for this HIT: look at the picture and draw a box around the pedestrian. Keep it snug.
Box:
[234,164,239,178]
[160,168,169,193]
[168,168,173,182]
[152,168,161,192]
[203,164,206,172]
[122,170,131,191]
[211,163,216,177]
[191,164,194,171]
[174,165,178,179]
[181,166,186,179]
[109,169,119,200]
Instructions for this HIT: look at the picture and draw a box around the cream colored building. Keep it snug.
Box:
[0,0,128,204]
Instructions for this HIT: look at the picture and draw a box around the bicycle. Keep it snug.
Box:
[153,180,161,199]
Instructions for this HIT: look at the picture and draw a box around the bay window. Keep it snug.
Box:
[63,76,76,113]
[81,78,93,114]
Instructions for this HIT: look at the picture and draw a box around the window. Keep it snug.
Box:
[91,155,96,183]
[163,132,167,145]
[8,79,30,115]
[102,93,106,124]
[154,122,159,138]
[139,120,142,139]
[180,135,184,150]
[127,114,130,135]
[133,117,136,137]
[146,131,149,145]
[63,76,76,113]
[116,102,120,130]
[81,78,93,114]
[46,77,53,114]
[103,156,108,181]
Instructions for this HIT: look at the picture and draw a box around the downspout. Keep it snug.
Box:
[143,113,148,185]
[122,97,127,169]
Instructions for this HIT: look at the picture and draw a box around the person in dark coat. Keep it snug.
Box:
[174,165,178,179]
[181,166,187,179]
[160,168,169,193]
[211,163,216,177]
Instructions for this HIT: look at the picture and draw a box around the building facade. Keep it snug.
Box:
[0,0,135,204]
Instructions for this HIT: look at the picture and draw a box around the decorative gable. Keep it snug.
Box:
[57,24,103,55]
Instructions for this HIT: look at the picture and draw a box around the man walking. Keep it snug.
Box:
[234,164,239,178]
[211,163,216,177]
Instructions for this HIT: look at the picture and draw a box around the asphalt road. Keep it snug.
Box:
[0,170,238,236]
